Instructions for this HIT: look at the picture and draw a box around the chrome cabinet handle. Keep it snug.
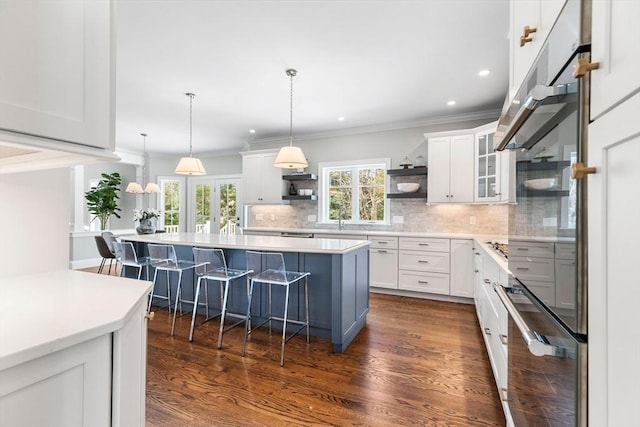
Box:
[516,267,529,270]
[418,280,429,284]
[483,279,490,284]
[418,243,430,246]
[377,241,388,244]
[377,250,388,254]
[493,284,566,357]
[499,334,508,345]
[418,260,429,263]
[484,327,491,336]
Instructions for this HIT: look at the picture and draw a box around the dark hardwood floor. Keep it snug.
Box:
[144,291,505,426]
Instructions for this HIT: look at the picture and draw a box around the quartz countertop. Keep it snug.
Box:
[122,232,370,255]
[0,270,152,371]
[243,226,483,240]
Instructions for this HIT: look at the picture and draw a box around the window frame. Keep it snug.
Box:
[158,176,185,232]
[318,158,390,225]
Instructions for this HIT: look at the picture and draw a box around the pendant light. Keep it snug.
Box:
[175,92,206,175]
[273,69,308,169]
[126,133,160,194]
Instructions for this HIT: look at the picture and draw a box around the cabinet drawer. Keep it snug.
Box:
[555,242,576,260]
[367,236,399,249]
[369,249,398,289]
[510,240,554,258]
[398,271,449,295]
[399,250,450,274]
[526,282,556,307]
[509,257,554,282]
[399,237,449,252]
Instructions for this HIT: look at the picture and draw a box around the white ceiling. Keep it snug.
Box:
[115,0,510,156]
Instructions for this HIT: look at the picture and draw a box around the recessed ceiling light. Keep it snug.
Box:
[447,100,456,106]
[249,129,256,134]
[478,69,491,77]
[338,117,345,122]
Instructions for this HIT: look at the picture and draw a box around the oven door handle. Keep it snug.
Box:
[493,283,564,357]
[495,84,568,151]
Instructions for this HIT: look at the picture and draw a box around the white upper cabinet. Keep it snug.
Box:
[241,150,286,205]
[509,0,567,97]
[590,0,640,120]
[426,133,474,204]
[474,125,501,203]
[0,0,114,150]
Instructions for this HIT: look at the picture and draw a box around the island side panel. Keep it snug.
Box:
[331,246,370,353]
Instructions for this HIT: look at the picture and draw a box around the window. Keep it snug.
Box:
[319,159,390,224]
[159,177,184,232]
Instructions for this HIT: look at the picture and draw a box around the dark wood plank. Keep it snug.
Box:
[145,293,505,426]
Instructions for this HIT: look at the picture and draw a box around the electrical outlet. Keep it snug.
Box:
[392,215,404,224]
[270,214,275,220]
[255,213,264,221]
[470,216,476,225]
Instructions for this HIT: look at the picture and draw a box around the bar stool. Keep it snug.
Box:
[191,248,252,346]
[147,244,200,335]
[94,235,116,275]
[242,250,310,366]
[113,241,151,280]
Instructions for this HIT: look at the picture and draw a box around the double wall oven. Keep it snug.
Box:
[494,1,590,425]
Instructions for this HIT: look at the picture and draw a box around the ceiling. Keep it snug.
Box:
[115,0,510,156]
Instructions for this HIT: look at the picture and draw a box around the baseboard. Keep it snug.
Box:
[70,257,106,270]
[370,287,474,305]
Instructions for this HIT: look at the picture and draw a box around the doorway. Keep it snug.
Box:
[188,176,242,233]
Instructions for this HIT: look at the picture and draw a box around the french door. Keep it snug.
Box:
[187,176,242,233]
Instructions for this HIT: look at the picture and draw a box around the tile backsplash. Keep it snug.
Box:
[246,201,508,235]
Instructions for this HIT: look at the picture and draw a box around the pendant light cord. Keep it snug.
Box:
[141,133,147,186]
[286,69,297,147]
[186,92,196,157]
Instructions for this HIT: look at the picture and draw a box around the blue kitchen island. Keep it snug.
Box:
[122,232,370,353]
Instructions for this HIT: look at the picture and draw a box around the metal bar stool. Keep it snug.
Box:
[191,248,252,346]
[242,250,310,366]
[113,241,151,280]
[147,244,201,336]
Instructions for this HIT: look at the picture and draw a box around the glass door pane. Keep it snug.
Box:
[194,183,211,233]
[214,177,242,233]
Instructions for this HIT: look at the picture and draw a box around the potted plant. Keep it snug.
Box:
[84,172,122,230]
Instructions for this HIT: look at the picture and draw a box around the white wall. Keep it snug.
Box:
[0,168,70,278]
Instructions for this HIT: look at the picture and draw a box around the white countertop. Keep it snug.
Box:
[122,232,370,254]
[0,270,152,370]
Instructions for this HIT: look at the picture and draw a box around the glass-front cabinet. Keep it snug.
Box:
[474,124,500,203]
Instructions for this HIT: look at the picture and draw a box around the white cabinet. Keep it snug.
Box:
[473,242,511,424]
[590,0,640,120]
[474,125,500,203]
[450,239,474,298]
[0,271,151,427]
[509,0,567,96]
[398,237,450,295]
[588,91,640,427]
[426,134,474,203]
[368,236,398,290]
[0,0,114,150]
[241,150,286,204]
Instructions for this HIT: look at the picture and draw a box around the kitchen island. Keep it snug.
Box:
[122,232,370,352]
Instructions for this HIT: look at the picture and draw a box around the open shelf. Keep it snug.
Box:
[387,167,427,176]
[521,189,570,197]
[386,192,427,199]
[282,195,318,201]
[282,173,317,181]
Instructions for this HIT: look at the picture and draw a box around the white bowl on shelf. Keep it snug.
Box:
[524,178,556,190]
[397,183,420,193]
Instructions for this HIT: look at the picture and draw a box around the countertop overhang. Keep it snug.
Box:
[122,232,370,255]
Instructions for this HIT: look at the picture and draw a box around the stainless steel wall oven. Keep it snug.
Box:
[494,1,590,425]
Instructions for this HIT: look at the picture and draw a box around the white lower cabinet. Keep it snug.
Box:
[473,242,511,425]
[368,236,398,289]
[398,237,450,295]
[0,296,149,427]
[450,239,474,298]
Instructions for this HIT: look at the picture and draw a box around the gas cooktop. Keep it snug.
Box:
[485,241,509,259]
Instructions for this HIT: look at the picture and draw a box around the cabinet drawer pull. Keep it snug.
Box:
[377,241,388,244]
[475,252,480,255]
[418,243,430,246]
[418,260,429,263]
[499,387,508,402]
[484,327,491,336]
[418,280,429,284]
[499,334,508,345]
[475,269,479,273]
[483,279,490,284]
[516,267,529,270]
[516,247,529,251]
[377,250,388,254]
